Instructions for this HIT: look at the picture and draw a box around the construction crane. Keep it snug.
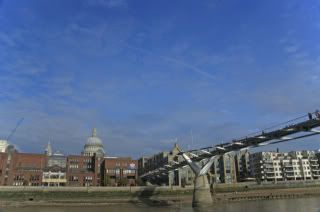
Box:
[6,118,24,141]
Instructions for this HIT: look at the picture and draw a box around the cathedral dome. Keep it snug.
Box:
[83,128,105,157]
[86,136,103,146]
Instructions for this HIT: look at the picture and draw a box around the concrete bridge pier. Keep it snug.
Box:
[192,175,213,208]
[180,152,216,208]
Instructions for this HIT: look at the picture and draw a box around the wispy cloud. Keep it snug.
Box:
[126,44,216,80]
[284,44,299,53]
[1,0,320,157]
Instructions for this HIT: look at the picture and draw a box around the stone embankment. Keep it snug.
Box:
[211,180,320,202]
[213,187,320,202]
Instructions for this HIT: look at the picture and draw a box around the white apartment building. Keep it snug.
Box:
[250,150,320,182]
[0,140,9,153]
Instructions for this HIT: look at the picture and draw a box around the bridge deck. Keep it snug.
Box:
[141,111,320,179]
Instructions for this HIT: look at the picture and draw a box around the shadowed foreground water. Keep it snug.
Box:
[1,197,320,212]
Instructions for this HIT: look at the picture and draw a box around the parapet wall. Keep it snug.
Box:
[1,180,320,193]
[0,185,194,192]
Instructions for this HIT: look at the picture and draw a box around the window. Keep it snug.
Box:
[123,169,136,174]
[84,176,93,181]
[69,176,78,181]
[14,175,24,181]
[30,175,40,181]
[69,164,79,169]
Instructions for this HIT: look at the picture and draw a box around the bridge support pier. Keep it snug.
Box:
[192,175,213,208]
[180,152,215,208]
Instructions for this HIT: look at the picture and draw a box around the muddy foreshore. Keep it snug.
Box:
[1,184,320,207]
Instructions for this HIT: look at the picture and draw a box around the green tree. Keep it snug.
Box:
[104,176,112,186]
[118,177,128,186]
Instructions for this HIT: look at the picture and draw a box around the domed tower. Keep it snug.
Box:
[82,128,105,157]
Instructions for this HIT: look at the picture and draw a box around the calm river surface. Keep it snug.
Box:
[1,197,320,212]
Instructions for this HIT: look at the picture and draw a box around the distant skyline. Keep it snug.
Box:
[0,0,320,158]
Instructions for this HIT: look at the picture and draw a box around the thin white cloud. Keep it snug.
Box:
[285,45,299,53]
[126,44,216,80]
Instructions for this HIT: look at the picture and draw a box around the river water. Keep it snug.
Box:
[1,197,320,212]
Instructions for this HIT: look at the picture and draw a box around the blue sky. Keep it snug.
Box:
[0,0,320,158]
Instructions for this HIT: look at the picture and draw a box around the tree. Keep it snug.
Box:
[104,176,112,186]
[118,177,128,186]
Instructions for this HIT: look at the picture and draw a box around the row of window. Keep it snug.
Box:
[105,169,136,174]
[268,171,313,177]
[69,159,92,163]
[69,176,94,182]
[114,162,130,166]
[13,175,41,181]
[68,164,93,169]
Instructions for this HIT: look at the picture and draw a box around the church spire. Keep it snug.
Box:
[45,141,52,156]
[92,128,97,137]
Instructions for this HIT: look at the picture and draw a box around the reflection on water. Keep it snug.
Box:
[1,197,320,212]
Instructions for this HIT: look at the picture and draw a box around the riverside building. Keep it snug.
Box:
[42,143,67,187]
[0,140,9,153]
[101,157,138,186]
[210,153,237,184]
[0,128,139,187]
[66,155,100,186]
[0,152,47,186]
[0,140,15,153]
[250,150,320,182]
[234,150,251,182]
[138,143,195,186]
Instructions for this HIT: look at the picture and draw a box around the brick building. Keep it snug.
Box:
[0,152,47,186]
[101,157,137,186]
[0,130,141,187]
[0,152,9,185]
[66,155,103,186]
[0,152,139,187]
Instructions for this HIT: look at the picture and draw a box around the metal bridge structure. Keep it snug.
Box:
[140,110,320,208]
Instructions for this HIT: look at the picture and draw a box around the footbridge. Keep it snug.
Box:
[141,110,320,208]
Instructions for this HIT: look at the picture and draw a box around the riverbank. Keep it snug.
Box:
[0,186,193,207]
[1,182,320,207]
